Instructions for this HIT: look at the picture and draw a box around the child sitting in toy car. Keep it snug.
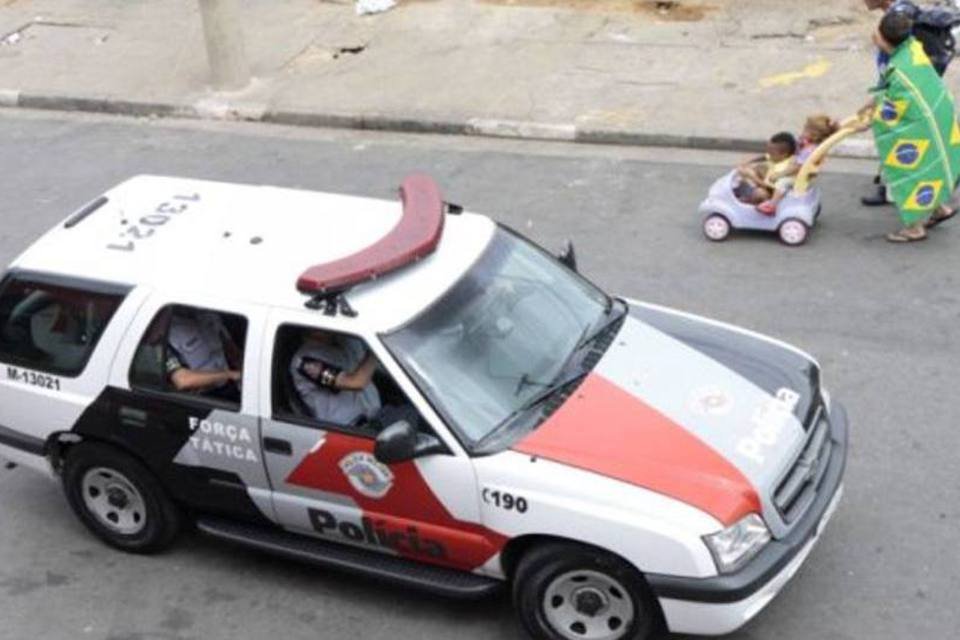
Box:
[735,115,839,215]
[734,132,798,211]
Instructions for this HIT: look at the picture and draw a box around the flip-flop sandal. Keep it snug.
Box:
[886,230,927,243]
[925,208,957,229]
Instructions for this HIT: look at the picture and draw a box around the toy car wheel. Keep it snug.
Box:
[778,218,809,246]
[513,543,660,640]
[703,214,731,241]
[62,442,181,553]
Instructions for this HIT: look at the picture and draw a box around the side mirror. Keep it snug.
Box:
[558,240,578,272]
[373,420,444,464]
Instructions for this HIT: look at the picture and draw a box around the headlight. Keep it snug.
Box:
[703,514,772,574]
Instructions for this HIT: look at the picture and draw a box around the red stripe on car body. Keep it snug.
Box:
[286,431,507,571]
[514,375,761,526]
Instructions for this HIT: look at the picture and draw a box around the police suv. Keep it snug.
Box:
[0,174,847,640]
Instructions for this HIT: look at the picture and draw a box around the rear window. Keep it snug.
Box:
[0,277,125,377]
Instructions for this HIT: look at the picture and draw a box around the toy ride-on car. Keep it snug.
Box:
[699,115,867,246]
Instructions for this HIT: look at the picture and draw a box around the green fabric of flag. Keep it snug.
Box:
[871,37,960,225]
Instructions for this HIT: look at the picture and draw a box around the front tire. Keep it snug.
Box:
[513,543,660,640]
[703,214,731,241]
[62,442,181,553]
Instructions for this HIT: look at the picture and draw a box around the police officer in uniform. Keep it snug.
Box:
[166,309,242,403]
[290,330,382,426]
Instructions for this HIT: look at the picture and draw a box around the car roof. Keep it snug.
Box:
[11,175,496,332]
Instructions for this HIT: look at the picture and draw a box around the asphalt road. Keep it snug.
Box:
[0,110,957,640]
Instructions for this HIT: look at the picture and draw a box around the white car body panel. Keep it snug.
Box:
[659,485,843,635]
[0,285,151,474]
[474,450,722,578]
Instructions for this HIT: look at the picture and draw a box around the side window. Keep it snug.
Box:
[0,277,125,377]
[273,325,427,436]
[129,304,247,408]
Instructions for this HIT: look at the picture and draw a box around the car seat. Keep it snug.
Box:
[274,331,310,418]
[130,307,175,389]
[29,299,90,372]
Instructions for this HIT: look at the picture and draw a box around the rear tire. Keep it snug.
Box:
[513,543,660,640]
[62,442,181,553]
[703,214,731,241]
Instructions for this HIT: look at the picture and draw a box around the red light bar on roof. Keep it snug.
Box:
[296,173,446,294]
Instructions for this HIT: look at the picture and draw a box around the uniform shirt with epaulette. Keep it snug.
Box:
[290,336,381,426]
[166,311,232,385]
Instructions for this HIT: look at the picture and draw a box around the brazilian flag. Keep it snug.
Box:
[872,38,960,225]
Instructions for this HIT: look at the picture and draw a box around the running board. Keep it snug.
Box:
[196,517,502,600]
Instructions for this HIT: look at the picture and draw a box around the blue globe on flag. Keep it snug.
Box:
[916,185,936,207]
[896,143,920,166]
[881,101,899,122]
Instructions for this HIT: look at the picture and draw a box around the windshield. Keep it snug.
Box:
[383,227,614,450]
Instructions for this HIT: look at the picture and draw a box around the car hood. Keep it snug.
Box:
[513,302,820,529]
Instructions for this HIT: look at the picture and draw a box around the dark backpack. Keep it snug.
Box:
[913,6,960,74]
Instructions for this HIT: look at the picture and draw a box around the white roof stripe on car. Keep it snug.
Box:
[11,176,495,332]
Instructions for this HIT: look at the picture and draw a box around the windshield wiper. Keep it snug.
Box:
[477,370,590,449]
[514,372,551,396]
[522,369,590,414]
[574,297,627,353]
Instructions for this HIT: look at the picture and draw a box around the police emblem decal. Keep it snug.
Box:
[688,386,735,417]
[339,452,395,499]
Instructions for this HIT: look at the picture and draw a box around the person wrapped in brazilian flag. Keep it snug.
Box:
[866,10,960,242]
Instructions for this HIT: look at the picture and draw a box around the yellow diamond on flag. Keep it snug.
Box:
[904,180,943,211]
[952,119,960,145]
[910,39,932,66]
[885,139,930,170]
[874,99,908,127]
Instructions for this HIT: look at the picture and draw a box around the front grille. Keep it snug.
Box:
[774,406,833,523]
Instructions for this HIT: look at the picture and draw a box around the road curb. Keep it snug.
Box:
[0,89,879,159]
[832,138,878,159]
[575,128,764,153]
[194,97,267,122]
[468,118,577,141]
[17,92,186,118]
[0,89,20,108]
[261,109,470,136]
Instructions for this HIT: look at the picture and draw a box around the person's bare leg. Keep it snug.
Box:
[925,203,957,228]
[886,220,927,242]
[747,187,771,205]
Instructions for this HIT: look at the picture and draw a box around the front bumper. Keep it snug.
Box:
[647,401,849,635]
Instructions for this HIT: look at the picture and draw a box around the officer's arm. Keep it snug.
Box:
[335,352,378,391]
[166,349,240,391]
[170,368,241,392]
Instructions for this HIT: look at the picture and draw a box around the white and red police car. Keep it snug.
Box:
[0,174,846,640]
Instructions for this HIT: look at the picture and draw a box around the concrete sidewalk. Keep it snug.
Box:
[0,0,938,156]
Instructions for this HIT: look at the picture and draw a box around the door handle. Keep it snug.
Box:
[263,437,292,456]
[119,406,147,428]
